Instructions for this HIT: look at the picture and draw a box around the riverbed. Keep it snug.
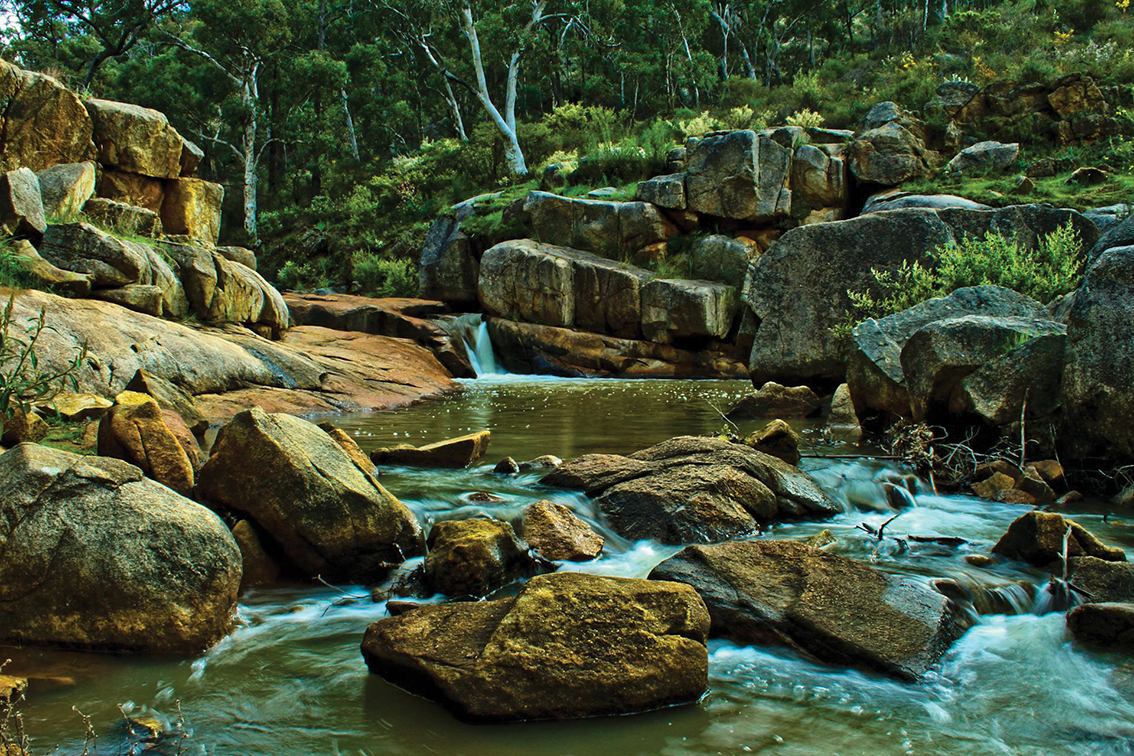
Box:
[10,377,1134,755]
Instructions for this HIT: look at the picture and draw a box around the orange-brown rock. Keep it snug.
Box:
[232,519,281,590]
[96,168,165,212]
[318,422,377,475]
[993,511,1127,569]
[84,98,184,179]
[97,390,195,494]
[522,500,604,561]
[161,178,223,245]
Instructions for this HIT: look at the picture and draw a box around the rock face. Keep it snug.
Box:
[161,178,223,245]
[525,191,677,258]
[0,59,95,173]
[949,327,1066,426]
[97,391,195,494]
[361,572,710,722]
[419,212,478,305]
[522,500,604,561]
[96,167,164,211]
[685,130,792,222]
[992,511,1126,569]
[689,234,754,288]
[0,444,240,652]
[849,103,939,185]
[542,436,837,544]
[1067,603,1134,650]
[371,430,490,468]
[0,168,46,240]
[899,315,1066,421]
[641,278,737,343]
[726,381,822,420]
[1061,245,1134,462]
[423,519,533,597]
[743,205,1095,385]
[196,407,425,582]
[649,540,972,680]
[847,286,1054,421]
[479,239,576,328]
[486,319,747,378]
[83,99,185,179]
[635,173,686,209]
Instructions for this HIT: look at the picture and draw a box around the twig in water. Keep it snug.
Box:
[704,398,740,434]
[315,574,370,615]
[1019,389,1029,469]
[856,513,902,541]
[73,705,97,756]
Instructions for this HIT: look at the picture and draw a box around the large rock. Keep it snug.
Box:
[862,192,991,214]
[900,314,1066,421]
[1067,603,1134,650]
[745,205,1095,385]
[792,143,847,209]
[165,241,288,331]
[36,162,97,219]
[1061,245,1134,462]
[650,540,972,680]
[371,430,490,468]
[82,198,163,238]
[635,174,686,210]
[685,130,792,222]
[1070,557,1134,603]
[849,103,939,185]
[946,141,1019,175]
[689,234,754,288]
[97,390,195,494]
[96,167,164,212]
[542,436,837,544]
[161,178,223,245]
[1085,214,1134,267]
[1048,74,1106,119]
[0,59,95,173]
[726,381,822,420]
[486,318,748,378]
[0,444,240,652]
[848,286,1054,420]
[419,213,478,305]
[525,192,676,258]
[640,278,737,344]
[361,572,710,722]
[0,168,46,240]
[992,511,1126,569]
[83,98,184,179]
[522,500,604,561]
[39,222,188,316]
[196,407,425,582]
[478,239,575,327]
[950,328,1066,426]
[124,370,204,438]
[423,519,532,598]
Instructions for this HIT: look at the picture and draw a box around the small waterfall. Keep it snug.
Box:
[446,313,505,377]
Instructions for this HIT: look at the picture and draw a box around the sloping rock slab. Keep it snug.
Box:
[650,540,973,680]
[197,407,424,582]
[542,436,837,544]
[0,444,240,653]
[361,572,709,722]
[487,318,747,378]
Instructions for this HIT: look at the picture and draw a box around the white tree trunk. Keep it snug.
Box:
[241,75,260,244]
[460,5,529,175]
[341,88,361,159]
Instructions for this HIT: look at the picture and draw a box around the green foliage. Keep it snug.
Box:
[0,237,38,290]
[0,294,86,420]
[276,258,337,292]
[834,222,1084,340]
[351,253,418,298]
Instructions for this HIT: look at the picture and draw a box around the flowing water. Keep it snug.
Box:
[9,376,1134,756]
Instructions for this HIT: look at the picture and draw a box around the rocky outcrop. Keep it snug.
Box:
[82,198,163,238]
[650,540,972,680]
[522,500,604,561]
[97,390,195,494]
[164,241,288,332]
[635,173,686,210]
[83,99,186,180]
[361,572,710,722]
[0,444,240,653]
[641,278,737,344]
[685,130,793,222]
[197,407,424,582]
[0,168,46,240]
[542,436,837,544]
[992,511,1126,570]
[849,102,939,185]
[371,430,490,468]
[486,319,747,378]
[862,192,991,214]
[525,191,677,258]
[423,519,533,597]
[0,59,95,173]
[689,234,755,288]
[478,239,576,327]
[1061,245,1134,462]
[419,211,479,305]
[743,205,1096,385]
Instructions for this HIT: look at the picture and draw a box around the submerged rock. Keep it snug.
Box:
[650,540,973,680]
[197,407,424,582]
[543,436,837,544]
[371,430,490,469]
[423,519,533,598]
[361,572,710,722]
[0,444,240,652]
[522,500,604,561]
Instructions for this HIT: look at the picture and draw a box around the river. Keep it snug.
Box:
[9,376,1134,755]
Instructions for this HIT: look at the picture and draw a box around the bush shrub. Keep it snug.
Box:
[352,253,418,297]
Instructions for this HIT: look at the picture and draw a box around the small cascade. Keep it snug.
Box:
[446,313,505,377]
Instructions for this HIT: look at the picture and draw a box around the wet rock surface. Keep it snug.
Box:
[423,518,533,598]
[650,539,973,680]
[361,572,710,722]
[522,500,605,561]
